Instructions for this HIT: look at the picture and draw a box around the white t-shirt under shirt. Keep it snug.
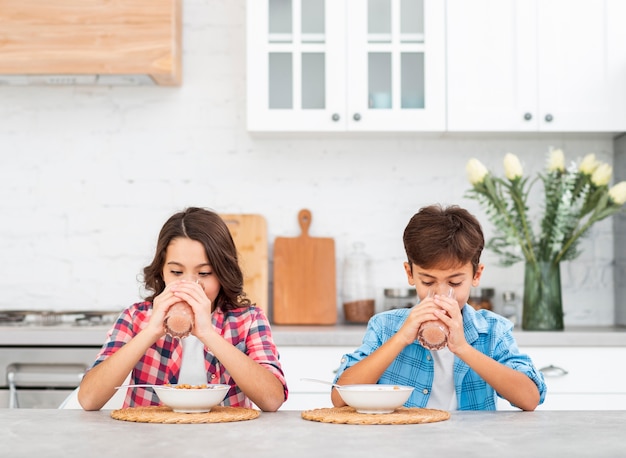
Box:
[426,347,458,410]
[177,335,208,385]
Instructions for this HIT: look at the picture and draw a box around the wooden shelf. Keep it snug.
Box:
[0,0,182,85]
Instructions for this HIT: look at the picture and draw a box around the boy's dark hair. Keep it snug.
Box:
[403,204,484,275]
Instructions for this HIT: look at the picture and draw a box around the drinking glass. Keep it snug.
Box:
[164,275,200,339]
[417,287,455,350]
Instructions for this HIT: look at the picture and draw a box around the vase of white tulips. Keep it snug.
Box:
[465,149,626,330]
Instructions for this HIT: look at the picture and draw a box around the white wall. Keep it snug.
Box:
[0,0,619,326]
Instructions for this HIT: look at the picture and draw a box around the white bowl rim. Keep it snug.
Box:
[336,384,414,414]
[153,384,230,413]
[154,384,230,391]
[337,384,414,392]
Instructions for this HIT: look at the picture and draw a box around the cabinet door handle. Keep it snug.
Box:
[544,114,554,122]
[523,112,532,121]
[539,364,568,377]
[353,113,361,121]
[331,113,340,122]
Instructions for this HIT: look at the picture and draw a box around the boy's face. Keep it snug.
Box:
[403,261,484,309]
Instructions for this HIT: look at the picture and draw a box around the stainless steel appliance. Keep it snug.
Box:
[0,310,119,408]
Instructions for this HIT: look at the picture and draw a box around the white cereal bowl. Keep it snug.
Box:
[336,384,414,414]
[153,384,230,413]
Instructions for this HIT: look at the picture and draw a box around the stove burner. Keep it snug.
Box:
[0,311,28,325]
[74,312,119,327]
[0,310,120,327]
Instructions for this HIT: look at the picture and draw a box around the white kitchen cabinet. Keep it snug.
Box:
[247,0,446,132]
[498,347,626,411]
[278,346,355,410]
[446,0,626,132]
[280,345,626,411]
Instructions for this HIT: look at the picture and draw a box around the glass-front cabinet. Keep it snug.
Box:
[247,0,445,132]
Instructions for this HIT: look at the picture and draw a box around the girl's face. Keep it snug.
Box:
[403,261,484,309]
[162,237,221,303]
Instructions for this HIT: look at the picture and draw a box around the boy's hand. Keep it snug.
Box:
[432,294,467,352]
[397,296,444,346]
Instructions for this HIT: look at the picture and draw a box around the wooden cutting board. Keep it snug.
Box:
[273,209,337,325]
[220,214,268,316]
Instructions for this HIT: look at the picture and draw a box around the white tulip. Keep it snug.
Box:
[609,181,626,205]
[466,159,489,185]
[547,149,565,172]
[579,153,599,175]
[591,163,612,186]
[503,153,523,180]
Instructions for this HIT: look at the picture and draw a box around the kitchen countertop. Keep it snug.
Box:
[1,408,624,457]
[1,324,626,347]
[271,324,626,347]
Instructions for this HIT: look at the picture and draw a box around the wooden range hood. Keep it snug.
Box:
[0,0,181,86]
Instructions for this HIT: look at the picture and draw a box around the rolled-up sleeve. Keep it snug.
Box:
[244,308,289,400]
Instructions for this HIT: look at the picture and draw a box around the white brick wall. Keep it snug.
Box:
[0,0,620,326]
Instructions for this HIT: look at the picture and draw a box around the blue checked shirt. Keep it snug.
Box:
[334,305,546,410]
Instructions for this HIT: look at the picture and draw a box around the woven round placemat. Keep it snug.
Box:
[301,406,450,425]
[111,405,260,424]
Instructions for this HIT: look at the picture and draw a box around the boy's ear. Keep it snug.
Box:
[404,262,415,285]
[472,264,485,286]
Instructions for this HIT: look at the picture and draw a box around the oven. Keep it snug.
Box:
[0,310,119,408]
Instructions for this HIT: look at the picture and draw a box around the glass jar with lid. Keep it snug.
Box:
[468,287,494,311]
[501,291,520,326]
[383,288,417,311]
[342,242,375,323]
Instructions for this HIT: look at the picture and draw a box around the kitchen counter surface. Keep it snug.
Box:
[1,324,626,347]
[2,408,624,457]
[271,324,626,347]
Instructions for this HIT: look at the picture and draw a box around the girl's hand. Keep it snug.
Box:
[169,279,215,341]
[149,283,185,338]
[432,293,467,352]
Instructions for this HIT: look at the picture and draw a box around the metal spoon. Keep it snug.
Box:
[300,378,343,389]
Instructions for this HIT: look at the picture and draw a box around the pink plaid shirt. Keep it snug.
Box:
[90,301,288,408]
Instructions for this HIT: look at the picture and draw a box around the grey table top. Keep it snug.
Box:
[2,408,625,458]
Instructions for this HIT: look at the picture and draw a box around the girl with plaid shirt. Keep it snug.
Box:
[78,208,287,411]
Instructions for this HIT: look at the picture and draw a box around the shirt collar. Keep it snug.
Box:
[462,304,490,343]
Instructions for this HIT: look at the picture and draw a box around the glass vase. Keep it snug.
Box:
[522,261,564,331]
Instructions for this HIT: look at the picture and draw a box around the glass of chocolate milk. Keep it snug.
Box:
[164,275,200,339]
[417,287,455,350]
